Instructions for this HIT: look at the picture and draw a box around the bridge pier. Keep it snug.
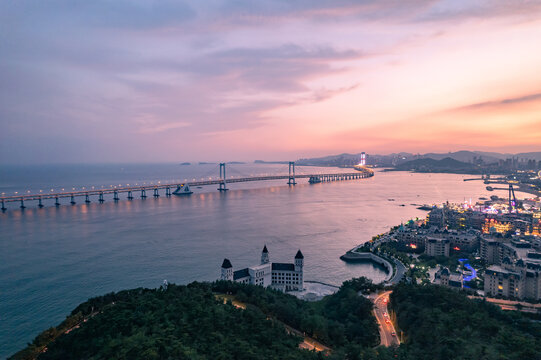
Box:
[218,163,228,191]
[288,162,296,185]
[0,170,373,211]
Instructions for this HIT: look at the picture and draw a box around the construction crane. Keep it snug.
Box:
[485,183,519,213]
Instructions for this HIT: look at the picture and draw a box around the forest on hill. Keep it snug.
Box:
[11,278,380,360]
[10,279,541,360]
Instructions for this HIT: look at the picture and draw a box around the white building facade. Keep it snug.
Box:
[220,246,304,291]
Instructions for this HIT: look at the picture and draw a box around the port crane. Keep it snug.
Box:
[486,183,519,212]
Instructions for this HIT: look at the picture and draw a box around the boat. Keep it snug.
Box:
[308,176,321,184]
[172,184,193,195]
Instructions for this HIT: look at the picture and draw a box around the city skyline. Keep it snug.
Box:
[2,1,541,164]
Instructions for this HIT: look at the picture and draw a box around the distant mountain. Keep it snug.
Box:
[420,150,541,163]
[516,152,541,161]
[293,150,541,168]
[392,157,477,173]
[421,151,501,164]
[296,153,361,166]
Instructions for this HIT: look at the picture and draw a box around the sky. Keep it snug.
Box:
[1,0,541,164]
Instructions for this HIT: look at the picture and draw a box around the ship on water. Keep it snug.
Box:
[172,184,193,195]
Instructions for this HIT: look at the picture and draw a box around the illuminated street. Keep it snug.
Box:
[373,291,400,347]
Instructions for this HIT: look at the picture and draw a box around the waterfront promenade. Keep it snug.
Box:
[341,231,407,286]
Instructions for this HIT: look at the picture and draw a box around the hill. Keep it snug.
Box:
[389,284,541,360]
[10,281,541,360]
[421,150,502,164]
[10,279,381,360]
[294,150,541,168]
[391,157,477,173]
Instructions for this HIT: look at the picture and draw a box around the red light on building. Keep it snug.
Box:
[409,243,417,249]
[453,246,460,251]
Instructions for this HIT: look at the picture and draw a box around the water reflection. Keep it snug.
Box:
[0,169,510,358]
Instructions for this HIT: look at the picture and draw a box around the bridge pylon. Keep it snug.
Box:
[288,162,296,185]
[218,163,228,191]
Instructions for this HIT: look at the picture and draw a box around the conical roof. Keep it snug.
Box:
[262,245,268,253]
[295,249,304,259]
[221,258,232,268]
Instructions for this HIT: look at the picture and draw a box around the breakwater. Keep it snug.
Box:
[340,251,393,282]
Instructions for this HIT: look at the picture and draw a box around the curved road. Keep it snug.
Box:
[373,291,400,347]
[388,257,406,285]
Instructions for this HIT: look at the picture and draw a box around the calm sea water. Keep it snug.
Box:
[0,164,505,358]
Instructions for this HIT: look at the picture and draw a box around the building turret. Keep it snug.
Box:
[295,250,304,290]
[261,245,269,264]
[294,249,304,271]
[221,258,233,281]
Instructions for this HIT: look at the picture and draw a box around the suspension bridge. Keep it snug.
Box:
[1,162,374,210]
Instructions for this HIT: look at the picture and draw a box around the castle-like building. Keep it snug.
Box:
[220,246,304,291]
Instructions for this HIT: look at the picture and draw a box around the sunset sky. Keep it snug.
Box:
[1,0,541,164]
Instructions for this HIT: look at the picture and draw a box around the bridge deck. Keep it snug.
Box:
[1,171,373,204]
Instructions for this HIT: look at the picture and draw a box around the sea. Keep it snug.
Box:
[0,163,512,358]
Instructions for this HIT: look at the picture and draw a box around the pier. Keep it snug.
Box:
[1,163,374,210]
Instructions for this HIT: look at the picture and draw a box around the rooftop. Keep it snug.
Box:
[221,259,232,269]
[272,263,295,271]
[233,268,250,280]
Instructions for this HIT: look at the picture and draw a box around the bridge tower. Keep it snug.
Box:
[218,163,228,191]
[288,162,296,185]
[360,152,366,166]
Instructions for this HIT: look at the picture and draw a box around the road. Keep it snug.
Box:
[217,294,331,353]
[468,295,541,313]
[283,323,331,353]
[387,257,406,285]
[373,291,400,347]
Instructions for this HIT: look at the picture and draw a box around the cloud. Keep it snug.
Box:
[1,0,195,30]
[2,0,541,163]
[138,121,191,134]
[181,44,364,93]
[446,92,541,113]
